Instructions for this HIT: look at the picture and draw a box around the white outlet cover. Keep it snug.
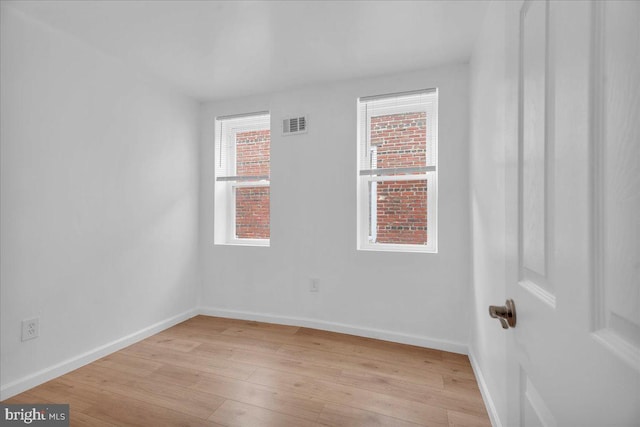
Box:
[21,317,39,341]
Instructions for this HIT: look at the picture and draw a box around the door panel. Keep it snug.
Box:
[521,0,549,283]
[519,0,556,310]
[593,0,640,369]
[506,1,640,426]
[521,372,556,427]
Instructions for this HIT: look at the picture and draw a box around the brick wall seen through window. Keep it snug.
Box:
[370,112,428,245]
[235,129,270,239]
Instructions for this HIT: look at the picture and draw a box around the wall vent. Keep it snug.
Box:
[282,116,307,136]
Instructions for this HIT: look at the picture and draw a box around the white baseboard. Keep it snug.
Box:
[198,306,468,355]
[468,350,503,427]
[0,308,197,400]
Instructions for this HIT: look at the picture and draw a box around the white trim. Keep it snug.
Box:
[589,0,606,333]
[468,350,504,427]
[366,173,432,183]
[198,306,466,354]
[360,88,436,102]
[592,329,640,373]
[222,238,270,247]
[358,243,437,254]
[518,279,556,309]
[216,110,270,121]
[524,375,557,427]
[0,308,198,400]
[231,181,269,188]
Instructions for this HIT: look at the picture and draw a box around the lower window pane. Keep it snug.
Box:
[235,186,270,239]
[373,179,427,245]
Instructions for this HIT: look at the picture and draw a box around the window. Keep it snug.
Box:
[357,89,438,253]
[214,112,270,246]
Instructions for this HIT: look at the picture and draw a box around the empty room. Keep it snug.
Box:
[1,0,638,426]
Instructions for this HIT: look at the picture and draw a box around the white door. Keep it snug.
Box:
[502,1,640,426]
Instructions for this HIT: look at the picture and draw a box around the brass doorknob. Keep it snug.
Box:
[489,299,516,329]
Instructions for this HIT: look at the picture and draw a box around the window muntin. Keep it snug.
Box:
[214,113,270,246]
[357,90,438,252]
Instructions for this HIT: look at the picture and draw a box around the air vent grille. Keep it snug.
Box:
[283,116,307,135]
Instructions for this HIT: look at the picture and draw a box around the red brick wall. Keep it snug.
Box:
[235,129,270,239]
[236,130,270,176]
[370,113,428,245]
[236,187,270,238]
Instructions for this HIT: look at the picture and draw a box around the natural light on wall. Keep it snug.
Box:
[357,89,438,253]
[214,112,271,246]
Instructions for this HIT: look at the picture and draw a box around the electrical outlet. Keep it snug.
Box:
[310,278,319,292]
[21,317,39,341]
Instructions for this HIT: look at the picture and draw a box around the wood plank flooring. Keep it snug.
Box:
[3,315,491,426]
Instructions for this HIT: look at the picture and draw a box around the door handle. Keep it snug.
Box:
[489,299,516,329]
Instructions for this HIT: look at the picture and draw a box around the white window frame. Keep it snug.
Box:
[357,90,438,253]
[214,112,270,247]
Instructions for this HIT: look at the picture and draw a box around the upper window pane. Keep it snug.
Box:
[371,112,428,169]
[236,129,270,177]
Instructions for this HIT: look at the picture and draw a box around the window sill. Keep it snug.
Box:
[357,243,437,254]
[215,239,270,247]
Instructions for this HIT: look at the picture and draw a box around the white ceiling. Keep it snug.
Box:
[7,0,489,101]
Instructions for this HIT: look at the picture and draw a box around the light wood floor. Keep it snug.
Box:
[3,316,491,426]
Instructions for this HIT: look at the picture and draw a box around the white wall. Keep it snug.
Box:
[0,5,200,398]
[199,64,471,352]
[468,1,518,425]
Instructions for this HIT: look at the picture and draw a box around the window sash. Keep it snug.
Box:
[231,181,270,188]
[216,181,271,245]
[362,173,429,183]
[223,181,270,243]
[359,166,436,176]
[216,175,269,182]
[358,91,438,173]
[358,173,437,252]
[215,113,270,179]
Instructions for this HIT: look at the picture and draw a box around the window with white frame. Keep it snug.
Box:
[214,112,270,246]
[357,89,438,253]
